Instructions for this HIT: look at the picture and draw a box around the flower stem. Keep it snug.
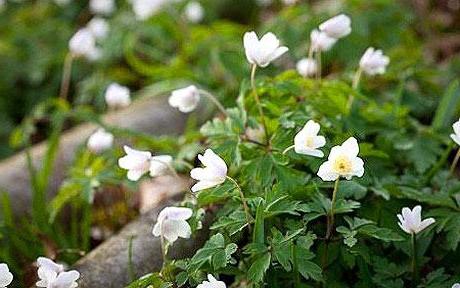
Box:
[347,67,362,110]
[316,50,322,80]
[198,89,228,117]
[411,233,418,287]
[59,53,74,100]
[160,233,169,271]
[282,145,295,155]
[227,176,252,232]
[450,148,460,175]
[326,178,340,239]
[250,64,269,145]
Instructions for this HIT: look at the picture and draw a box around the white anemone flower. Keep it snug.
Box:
[168,85,200,113]
[310,29,337,52]
[319,14,352,39]
[317,137,364,181]
[296,58,317,78]
[86,17,109,40]
[294,120,326,157]
[243,31,289,68]
[89,0,115,15]
[37,257,64,275]
[450,119,460,146]
[131,0,166,20]
[105,83,131,109]
[185,1,204,23]
[197,274,227,288]
[69,28,99,60]
[149,155,173,177]
[87,129,114,154]
[190,149,228,192]
[0,263,13,288]
[452,284,460,288]
[397,206,435,235]
[152,206,193,244]
[359,47,390,76]
[36,270,80,288]
[118,146,152,181]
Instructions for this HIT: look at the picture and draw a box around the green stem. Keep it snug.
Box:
[282,145,295,154]
[326,179,340,239]
[250,64,269,145]
[198,89,228,117]
[59,53,74,100]
[347,68,362,110]
[450,148,460,175]
[411,233,418,287]
[292,243,300,286]
[160,233,169,272]
[227,176,252,232]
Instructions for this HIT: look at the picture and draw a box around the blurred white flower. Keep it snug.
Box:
[317,137,364,181]
[296,58,317,78]
[451,119,460,146]
[310,29,337,52]
[118,146,152,181]
[190,149,227,192]
[185,1,204,23]
[319,14,351,39]
[105,83,131,109]
[245,125,265,144]
[90,0,115,15]
[294,120,326,157]
[87,129,114,153]
[452,284,460,288]
[397,206,435,235]
[0,263,13,288]
[197,274,226,288]
[36,270,80,288]
[282,0,298,5]
[152,206,193,244]
[149,155,173,177]
[69,28,99,60]
[359,47,390,76]
[87,17,110,40]
[37,257,64,275]
[243,31,289,68]
[131,0,165,20]
[168,85,200,113]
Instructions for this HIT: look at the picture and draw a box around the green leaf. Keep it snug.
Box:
[248,252,271,284]
[432,80,460,131]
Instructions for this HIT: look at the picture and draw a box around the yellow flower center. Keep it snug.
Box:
[332,155,352,174]
[305,136,315,148]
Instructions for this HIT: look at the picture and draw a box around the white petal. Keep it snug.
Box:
[162,219,191,243]
[160,207,193,221]
[341,137,359,158]
[127,169,146,181]
[37,257,64,273]
[54,270,80,287]
[417,217,435,234]
[450,134,460,146]
[303,120,320,135]
[243,31,259,65]
[152,222,161,237]
[351,157,364,177]
[191,180,223,192]
[268,46,289,63]
[198,149,228,176]
[317,161,339,181]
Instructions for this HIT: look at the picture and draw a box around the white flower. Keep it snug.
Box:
[185,1,204,23]
[296,58,317,78]
[282,0,297,5]
[152,206,193,244]
[190,149,227,192]
[294,120,326,157]
[317,137,364,181]
[0,263,13,288]
[118,146,152,181]
[87,129,114,153]
[319,14,351,39]
[69,28,98,59]
[89,0,115,15]
[36,270,80,288]
[149,155,173,177]
[37,257,64,275]
[243,31,289,68]
[450,119,460,146]
[105,83,131,109]
[86,17,109,40]
[359,47,390,76]
[452,284,460,288]
[131,0,165,20]
[197,274,226,288]
[168,85,200,113]
[310,29,337,52]
[397,206,435,235]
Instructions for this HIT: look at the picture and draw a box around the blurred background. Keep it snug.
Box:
[0,0,459,159]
